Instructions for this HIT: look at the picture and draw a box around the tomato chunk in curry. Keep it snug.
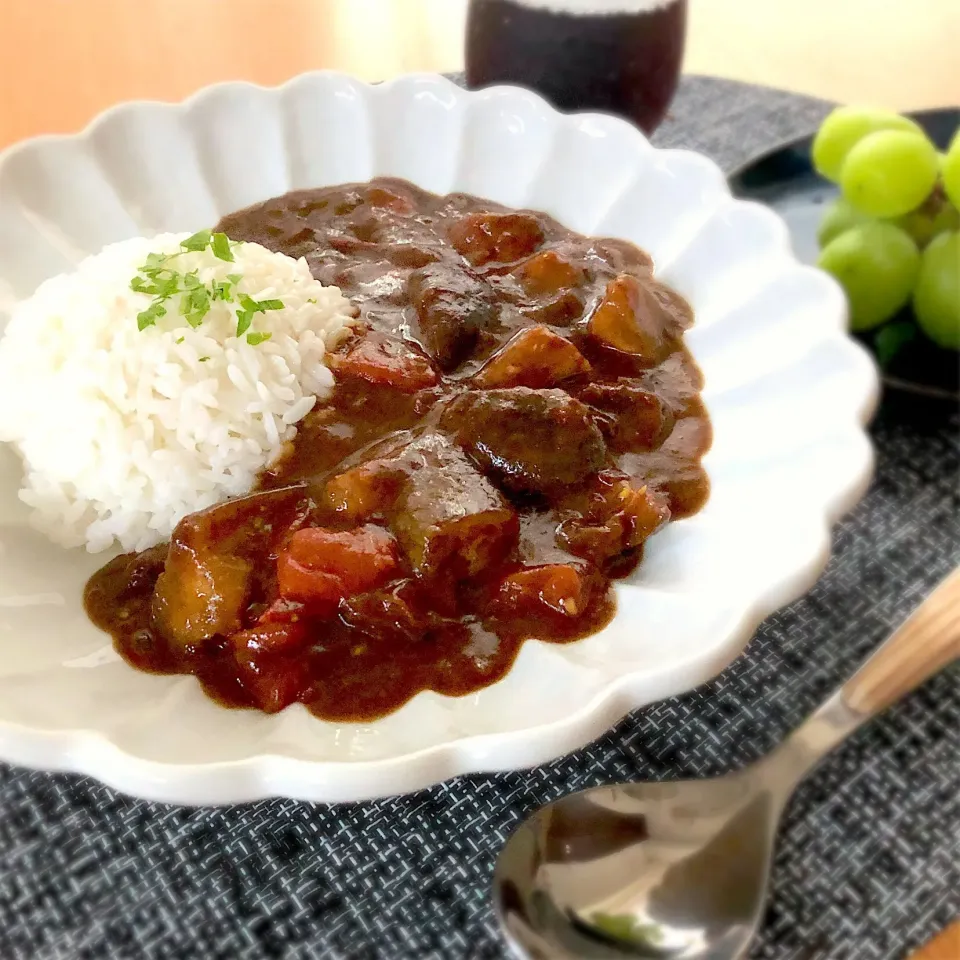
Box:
[84,178,711,721]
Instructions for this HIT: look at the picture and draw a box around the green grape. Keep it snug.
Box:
[942,130,960,210]
[817,197,872,248]
[812,106,924,183]
[874,319,916,368]
[895,198,960,248]
[840,130,939,218]
[913,230,960,350]
[818,222,920,331]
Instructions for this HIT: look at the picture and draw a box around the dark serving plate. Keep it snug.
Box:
[729,107,960,401]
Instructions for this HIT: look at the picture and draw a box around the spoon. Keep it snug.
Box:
[493,567,960,959]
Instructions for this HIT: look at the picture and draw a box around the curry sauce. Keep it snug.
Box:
[85,178,710,720]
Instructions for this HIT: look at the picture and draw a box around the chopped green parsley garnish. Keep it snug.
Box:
[235,293,284,339]
[179,229,215,253]
[211,232,234,262]
[130,231,281,344]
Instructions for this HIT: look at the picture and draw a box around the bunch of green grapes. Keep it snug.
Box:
[813,106,960,354]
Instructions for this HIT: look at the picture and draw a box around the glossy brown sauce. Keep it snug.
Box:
[84,178,710,721]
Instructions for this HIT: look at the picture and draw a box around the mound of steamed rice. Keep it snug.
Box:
[0,233,356,553]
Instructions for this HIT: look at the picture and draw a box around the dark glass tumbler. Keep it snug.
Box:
[465,0,687,136]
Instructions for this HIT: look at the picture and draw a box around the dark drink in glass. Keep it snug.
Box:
[465,0,687,135]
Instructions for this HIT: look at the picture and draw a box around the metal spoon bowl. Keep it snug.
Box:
[494,569,960,959]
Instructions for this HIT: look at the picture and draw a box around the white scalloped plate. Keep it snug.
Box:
[0,73,878,804]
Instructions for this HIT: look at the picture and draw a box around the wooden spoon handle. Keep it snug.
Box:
[843,567,960,716]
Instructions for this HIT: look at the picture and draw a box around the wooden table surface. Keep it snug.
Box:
[2,0,958,151]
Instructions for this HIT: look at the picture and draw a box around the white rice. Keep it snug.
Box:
[0,233,356,553]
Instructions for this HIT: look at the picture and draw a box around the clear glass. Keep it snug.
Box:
[465,0,688,136]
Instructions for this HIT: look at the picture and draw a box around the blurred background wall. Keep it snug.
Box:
[2,0,958,148]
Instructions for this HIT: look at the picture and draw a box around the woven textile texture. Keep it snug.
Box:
[0,76,958,960]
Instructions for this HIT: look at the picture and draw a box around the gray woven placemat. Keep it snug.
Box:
[1,76,958,960]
